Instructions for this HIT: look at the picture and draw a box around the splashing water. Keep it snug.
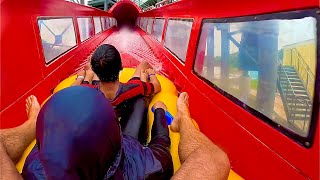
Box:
[103,27,162,70]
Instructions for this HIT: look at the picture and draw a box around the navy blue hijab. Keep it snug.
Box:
[34,86,121,179]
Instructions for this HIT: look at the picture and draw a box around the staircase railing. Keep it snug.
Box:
[277,64,311,130]
[290,48,315,97]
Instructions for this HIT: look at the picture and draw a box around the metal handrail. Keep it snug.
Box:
[155,0,170,7]
[290,48,315,96]
[278,65,311,120]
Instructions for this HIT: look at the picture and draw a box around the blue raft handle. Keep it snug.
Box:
[151,107,174,125]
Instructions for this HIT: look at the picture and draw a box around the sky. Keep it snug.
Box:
[210,17,317,56]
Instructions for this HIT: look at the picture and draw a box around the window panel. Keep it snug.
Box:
[164,19,193,62]
[152,18,165,42]
[194,16,317,138]
[147,18,154,34]
[38,18,77,64]
[106,17,110,29]
[101,17,107,30]
[137,17,140,26]
[94,17,102,34]
[77,17,94,42]
[107,18,111,27]
[109,18,116,27]
[142,18,148,31]
[140,17,144,28]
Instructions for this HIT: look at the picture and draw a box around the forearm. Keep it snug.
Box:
[71,78,83,86]
[72,70,86,86]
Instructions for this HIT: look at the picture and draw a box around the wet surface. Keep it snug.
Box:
[103,27,162,70]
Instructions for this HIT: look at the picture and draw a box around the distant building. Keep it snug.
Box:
[283,39,316,97]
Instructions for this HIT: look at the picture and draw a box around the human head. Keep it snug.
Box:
[91,44,122,82]
[36,86,121,179]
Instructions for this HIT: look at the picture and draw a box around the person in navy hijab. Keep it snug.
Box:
[22,86,173,179]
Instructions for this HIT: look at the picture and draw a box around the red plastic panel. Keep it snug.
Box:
[1,0,319,179]
[1,0,113,127]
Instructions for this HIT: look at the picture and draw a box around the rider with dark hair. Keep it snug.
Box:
[74,44,162,144]
[90,44,123,83]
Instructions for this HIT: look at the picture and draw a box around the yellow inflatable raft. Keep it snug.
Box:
[16,68,242,180]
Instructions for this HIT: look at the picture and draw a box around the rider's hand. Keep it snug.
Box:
[141,70,148,82]
[146,68,156,75]
[77,70,86,77]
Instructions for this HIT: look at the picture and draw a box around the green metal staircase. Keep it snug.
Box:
[277,49,314,131]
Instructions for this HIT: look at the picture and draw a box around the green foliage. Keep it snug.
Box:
[250,79,258,90]
[215,52,239,68]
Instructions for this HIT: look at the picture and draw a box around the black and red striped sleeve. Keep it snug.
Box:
[81,84,98,89]
[127,78,154,96]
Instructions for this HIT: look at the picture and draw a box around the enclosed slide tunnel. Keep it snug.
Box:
[110,0,140,27]
[1,0,319,179]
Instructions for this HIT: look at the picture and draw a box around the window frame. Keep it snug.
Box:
[110,18,113,27]
[93,16,102,34]
[37,16,78,65]
[77,16,95,43]
[143,17,149,31]
[192,9,319,148]
[163,18,194,64]
[152,17,166,42]
[147,17,154,34]
[140,17,144,28]
[101,16,107,31]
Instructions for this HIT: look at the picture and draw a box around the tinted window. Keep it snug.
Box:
[142,18,148,31]
[107,18,111,27]
[101,17,108,30]
[152,18,165,42]
[194,17,317,137]
[109,18,117,27]
[38,18,77,63]
[140,17,144,28]
[77,17,94,42]
[147,18,154,34]
[94,17,102,34]
[164,19,193,62]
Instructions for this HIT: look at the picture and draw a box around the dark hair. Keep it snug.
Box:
[91,44,122,82]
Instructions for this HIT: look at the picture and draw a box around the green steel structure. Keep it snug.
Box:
[88,0,117,10]
[87,0,173,10]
